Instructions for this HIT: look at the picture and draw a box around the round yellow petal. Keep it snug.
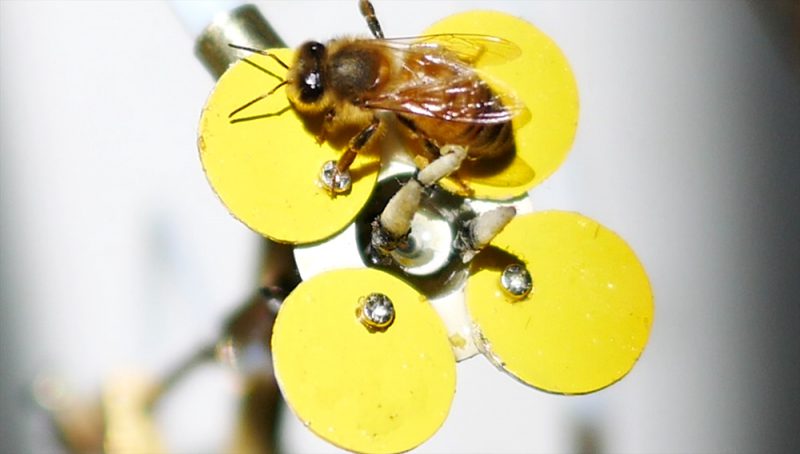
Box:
[467,211,653,394]
[425,11,580,200]
[272,268,456,453]
[198,49,379,244]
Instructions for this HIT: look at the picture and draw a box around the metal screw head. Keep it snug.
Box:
[500,264,533,299]
[359,293,395,331]
[320,160,352,194]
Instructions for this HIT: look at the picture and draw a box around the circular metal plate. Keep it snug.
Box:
[467,211,653,394]
[272,268,456,453]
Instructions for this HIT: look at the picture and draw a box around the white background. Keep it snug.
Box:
[1,1,799,453]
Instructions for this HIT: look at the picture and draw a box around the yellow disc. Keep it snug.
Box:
[424,12,580,200]
[272,268,456,453]
[467,211,653,394]
[198,49,380,244]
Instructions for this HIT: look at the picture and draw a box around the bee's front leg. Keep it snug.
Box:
[336,116,381,174]
[320,116,382,194]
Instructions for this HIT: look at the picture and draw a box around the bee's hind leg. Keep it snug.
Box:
[396,116,474,197]
[411,147,473,197]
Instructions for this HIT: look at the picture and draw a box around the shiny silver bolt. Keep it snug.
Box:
[500,263,533,299]
[320,160,352,194]
[359,293,395,331]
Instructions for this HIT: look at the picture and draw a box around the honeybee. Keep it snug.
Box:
[230,0,524,194]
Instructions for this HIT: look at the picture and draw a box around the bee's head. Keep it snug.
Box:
[287,41,331,114]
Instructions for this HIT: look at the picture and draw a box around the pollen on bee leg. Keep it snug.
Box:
[457,206,517,263]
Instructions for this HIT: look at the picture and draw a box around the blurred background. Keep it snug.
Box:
[1,1,799,453]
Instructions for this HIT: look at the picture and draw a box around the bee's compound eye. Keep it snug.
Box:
[307,41,325,56]
[298,41,326,103]
[302,72,323,100]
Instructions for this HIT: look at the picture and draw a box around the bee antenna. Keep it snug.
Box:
[228,44,289,69]
[359,0,385,39]
[228,80,289,119]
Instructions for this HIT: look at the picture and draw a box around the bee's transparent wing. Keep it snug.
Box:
[380,33,521,66]
[361,72,528,125]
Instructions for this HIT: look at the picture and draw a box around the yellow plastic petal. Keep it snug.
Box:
[466,211,653,394]
[425,12,579,200]
[198,49,380,244]
[272,268,456,453]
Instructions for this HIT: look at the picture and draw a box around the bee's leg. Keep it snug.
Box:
[396,117,474,196]
[337,116,381,173]
[448,174,475,198]
[414,144,473,197]
[395,116,439,162]
[359,0,385,39]
[320,116,382,194]
[420,139,441,162]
